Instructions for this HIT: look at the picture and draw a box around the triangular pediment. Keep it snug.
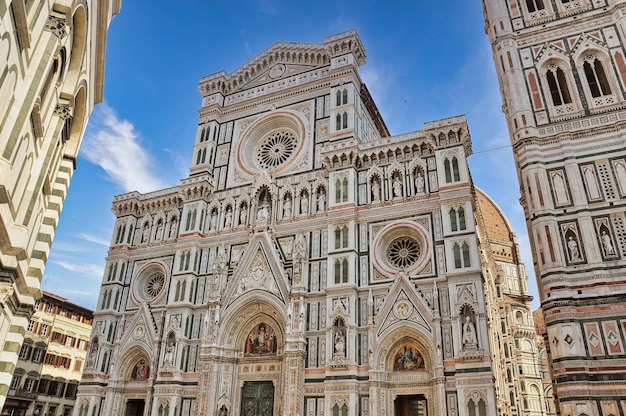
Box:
[118,302,158,355]
[222,232,290,309]
[375,273,433,338]
[199,30,366,95]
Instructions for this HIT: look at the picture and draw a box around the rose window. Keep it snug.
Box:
[387,237,421,269]
[256,131,297,169]
[145,273,165,299]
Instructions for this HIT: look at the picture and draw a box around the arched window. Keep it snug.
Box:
[458,207,466,230]
[175,281,181,300]
[335,177,349,203]
[450,208,458,232]
[444,159,452,183]
[196,150,202,165]
[583,57,611,97]
[526,0,545,12]
[342,89,348,105]
[335,114,341,130]
[453,244,462,268]
[342,112,348,129]
[462,242,471,267]
[546,65,572,105]
[333,404,348,416]
[468,397,487,416]
[334,258,349,284]
[336,90,342,106]
[452,157,460,181]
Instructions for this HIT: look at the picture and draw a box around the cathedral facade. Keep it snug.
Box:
[482,1,626,414]
[75,31,546,416]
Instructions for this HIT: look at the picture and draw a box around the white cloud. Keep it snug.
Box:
[81,104,166,193]
[77,232,110,247]
[54,261,104,279]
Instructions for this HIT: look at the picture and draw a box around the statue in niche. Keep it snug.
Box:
[210,210,218,230]
[415,170,425,194]
[462,316,477,348]
[131,359,149,380]
[168,216,177,238]
[393,343,424,370]
[393,175,403,198]
[155,220,163,240]
[300,192,309,215]
[371,177,381,202]
[163,332,176,366]
[224,207,232,228]
[293,234,306,259]
[334,330,345,357]
[283,194,292,218]
[218,405,228,416]
[87,337,99,368]
[317,189,326,211]
[244,323,277,355]
[257,193,270,221]
[567,236,580,260]
[601,229,615,256]
[141,222,150,243]
[239,204,247,226]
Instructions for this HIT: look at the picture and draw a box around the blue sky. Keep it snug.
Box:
[44,1,536,310]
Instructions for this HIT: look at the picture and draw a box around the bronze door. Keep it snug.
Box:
[240,381,274,416]
[394,395,427,416]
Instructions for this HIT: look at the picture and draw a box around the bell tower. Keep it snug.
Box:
[482,0,626,414]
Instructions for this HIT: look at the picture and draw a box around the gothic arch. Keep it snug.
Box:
[219,296,287,351]
[63,4,88,90]
[116,345,152,381]
[373,327,436,373]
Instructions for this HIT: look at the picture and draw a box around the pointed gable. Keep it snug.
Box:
[118,302,159,355]
[222,232,290,309]
[375,272,433,338]
[199,30,366,96]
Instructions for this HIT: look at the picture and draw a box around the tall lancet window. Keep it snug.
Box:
[526,0,545,12]
[583,56,611,97]
[546,65,572,106]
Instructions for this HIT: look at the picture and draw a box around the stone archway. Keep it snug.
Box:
[370,327,444,416]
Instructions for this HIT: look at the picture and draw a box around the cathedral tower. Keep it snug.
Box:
[482,1,626,414]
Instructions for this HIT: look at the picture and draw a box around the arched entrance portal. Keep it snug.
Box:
[124,399,145,416]
[240,381,274,416]
[394,394,427,416]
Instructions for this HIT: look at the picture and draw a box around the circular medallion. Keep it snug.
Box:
[256,131,297,169]
[371,220,431,279]
[393,301,413,319]
[269,63,286,79]
[131,263,168,304]
[145,273,165,298]
[387,237,421,269]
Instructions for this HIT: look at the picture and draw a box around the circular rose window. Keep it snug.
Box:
[132,263,167,304]
[237,112,306,176]
[257,131,297,169]
[387,237,421,269]
[371,220,431,278]
[145,273,165,298]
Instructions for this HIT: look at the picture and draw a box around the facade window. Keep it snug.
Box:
[40,324,49,336]
[334,258,349,284]
[526,0,545,12]
[32,348,44,363]
[336,112,348,130]
[444,158,460,182]
[335,225,348,249]
[335,177,348,203]
[9,375,21,390]
[335,88,348,106]
[468,397,487,416]
[583,57,611,97]
[450,207,467,232]
[333,404,348,416]
[19,344,31,359]
[453,242,472,268]
[546,65,572,106]
[27,320,35,332]
[24,378,36,392]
